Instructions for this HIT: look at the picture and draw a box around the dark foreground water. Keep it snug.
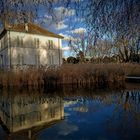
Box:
[0,84,140,140]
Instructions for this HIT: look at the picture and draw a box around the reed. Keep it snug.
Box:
[58,64,125,88]
[0,68,45,89]
[1,63,139,89]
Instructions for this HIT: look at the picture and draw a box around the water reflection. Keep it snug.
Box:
[0,86,140,140]
[0,90,64,139]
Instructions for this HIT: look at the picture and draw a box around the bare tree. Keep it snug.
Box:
[70,0,139,62]
[71,0,140,62]
[67,29,97,59]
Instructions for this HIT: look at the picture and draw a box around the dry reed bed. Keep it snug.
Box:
[0,63,139,89]
[0,68,44,88]
[58,64,125,88]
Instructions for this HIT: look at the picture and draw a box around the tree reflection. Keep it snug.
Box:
[63,86,140,137]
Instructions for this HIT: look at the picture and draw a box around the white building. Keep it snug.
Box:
[0,23,63,69]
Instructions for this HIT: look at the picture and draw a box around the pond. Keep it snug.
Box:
[0,84,140,140]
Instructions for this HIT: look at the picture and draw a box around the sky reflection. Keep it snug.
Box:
[0,87,140,140]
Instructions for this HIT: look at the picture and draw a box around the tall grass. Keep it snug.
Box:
[0,68,44,89]
[58,64,125,88]
[1,63,139,89]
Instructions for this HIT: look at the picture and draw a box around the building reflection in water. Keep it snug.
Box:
[0,92,64,138]
[0,87,139,140]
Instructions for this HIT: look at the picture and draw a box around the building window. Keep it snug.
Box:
[34,38,39,48]
[21,38,23,47]
[19,115,25,126]
[35,54,40,65]
[50,108,55,118]
[48,40,53,49]
[0,55,3,68]
[34,38,37,47]
[17,36,24,47]
[4,55,7,66]
[49,54,54,65]
[1,39,4,49]
[4,35,8,48]
[0,41,1,50]
[37,112,41,121]
[37,38,39,48]
[17,36,20,47]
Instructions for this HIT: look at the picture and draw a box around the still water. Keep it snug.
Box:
[0,85,140,140]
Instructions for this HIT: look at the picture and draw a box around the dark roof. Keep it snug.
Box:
[3,23,64,39]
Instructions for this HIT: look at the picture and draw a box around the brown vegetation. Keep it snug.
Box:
[1,63,135,89]
[58,64,125,89]
[0,68,44,89]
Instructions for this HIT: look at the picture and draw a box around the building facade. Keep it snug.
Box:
[0,23,63,69]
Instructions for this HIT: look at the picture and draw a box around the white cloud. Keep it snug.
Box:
[59,33,74,40]
[44,14,52,20]
[42,7,76,31]
[59,33,84,42]
[58,121,78,136]
[55,21,68,30]
[73,106,88,112]
[59,33,65,36]
[55,7,75,17]
[72,27,86,34]
[75,17,84,22]
[62,46,71,51]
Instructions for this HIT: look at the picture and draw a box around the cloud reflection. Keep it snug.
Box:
[58,121,78,136]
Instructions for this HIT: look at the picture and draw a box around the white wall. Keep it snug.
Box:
[9,31,62,67]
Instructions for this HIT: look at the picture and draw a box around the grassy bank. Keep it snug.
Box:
[0,63,139,89]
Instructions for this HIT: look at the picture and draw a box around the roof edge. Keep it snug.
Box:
[4,23,64,39]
